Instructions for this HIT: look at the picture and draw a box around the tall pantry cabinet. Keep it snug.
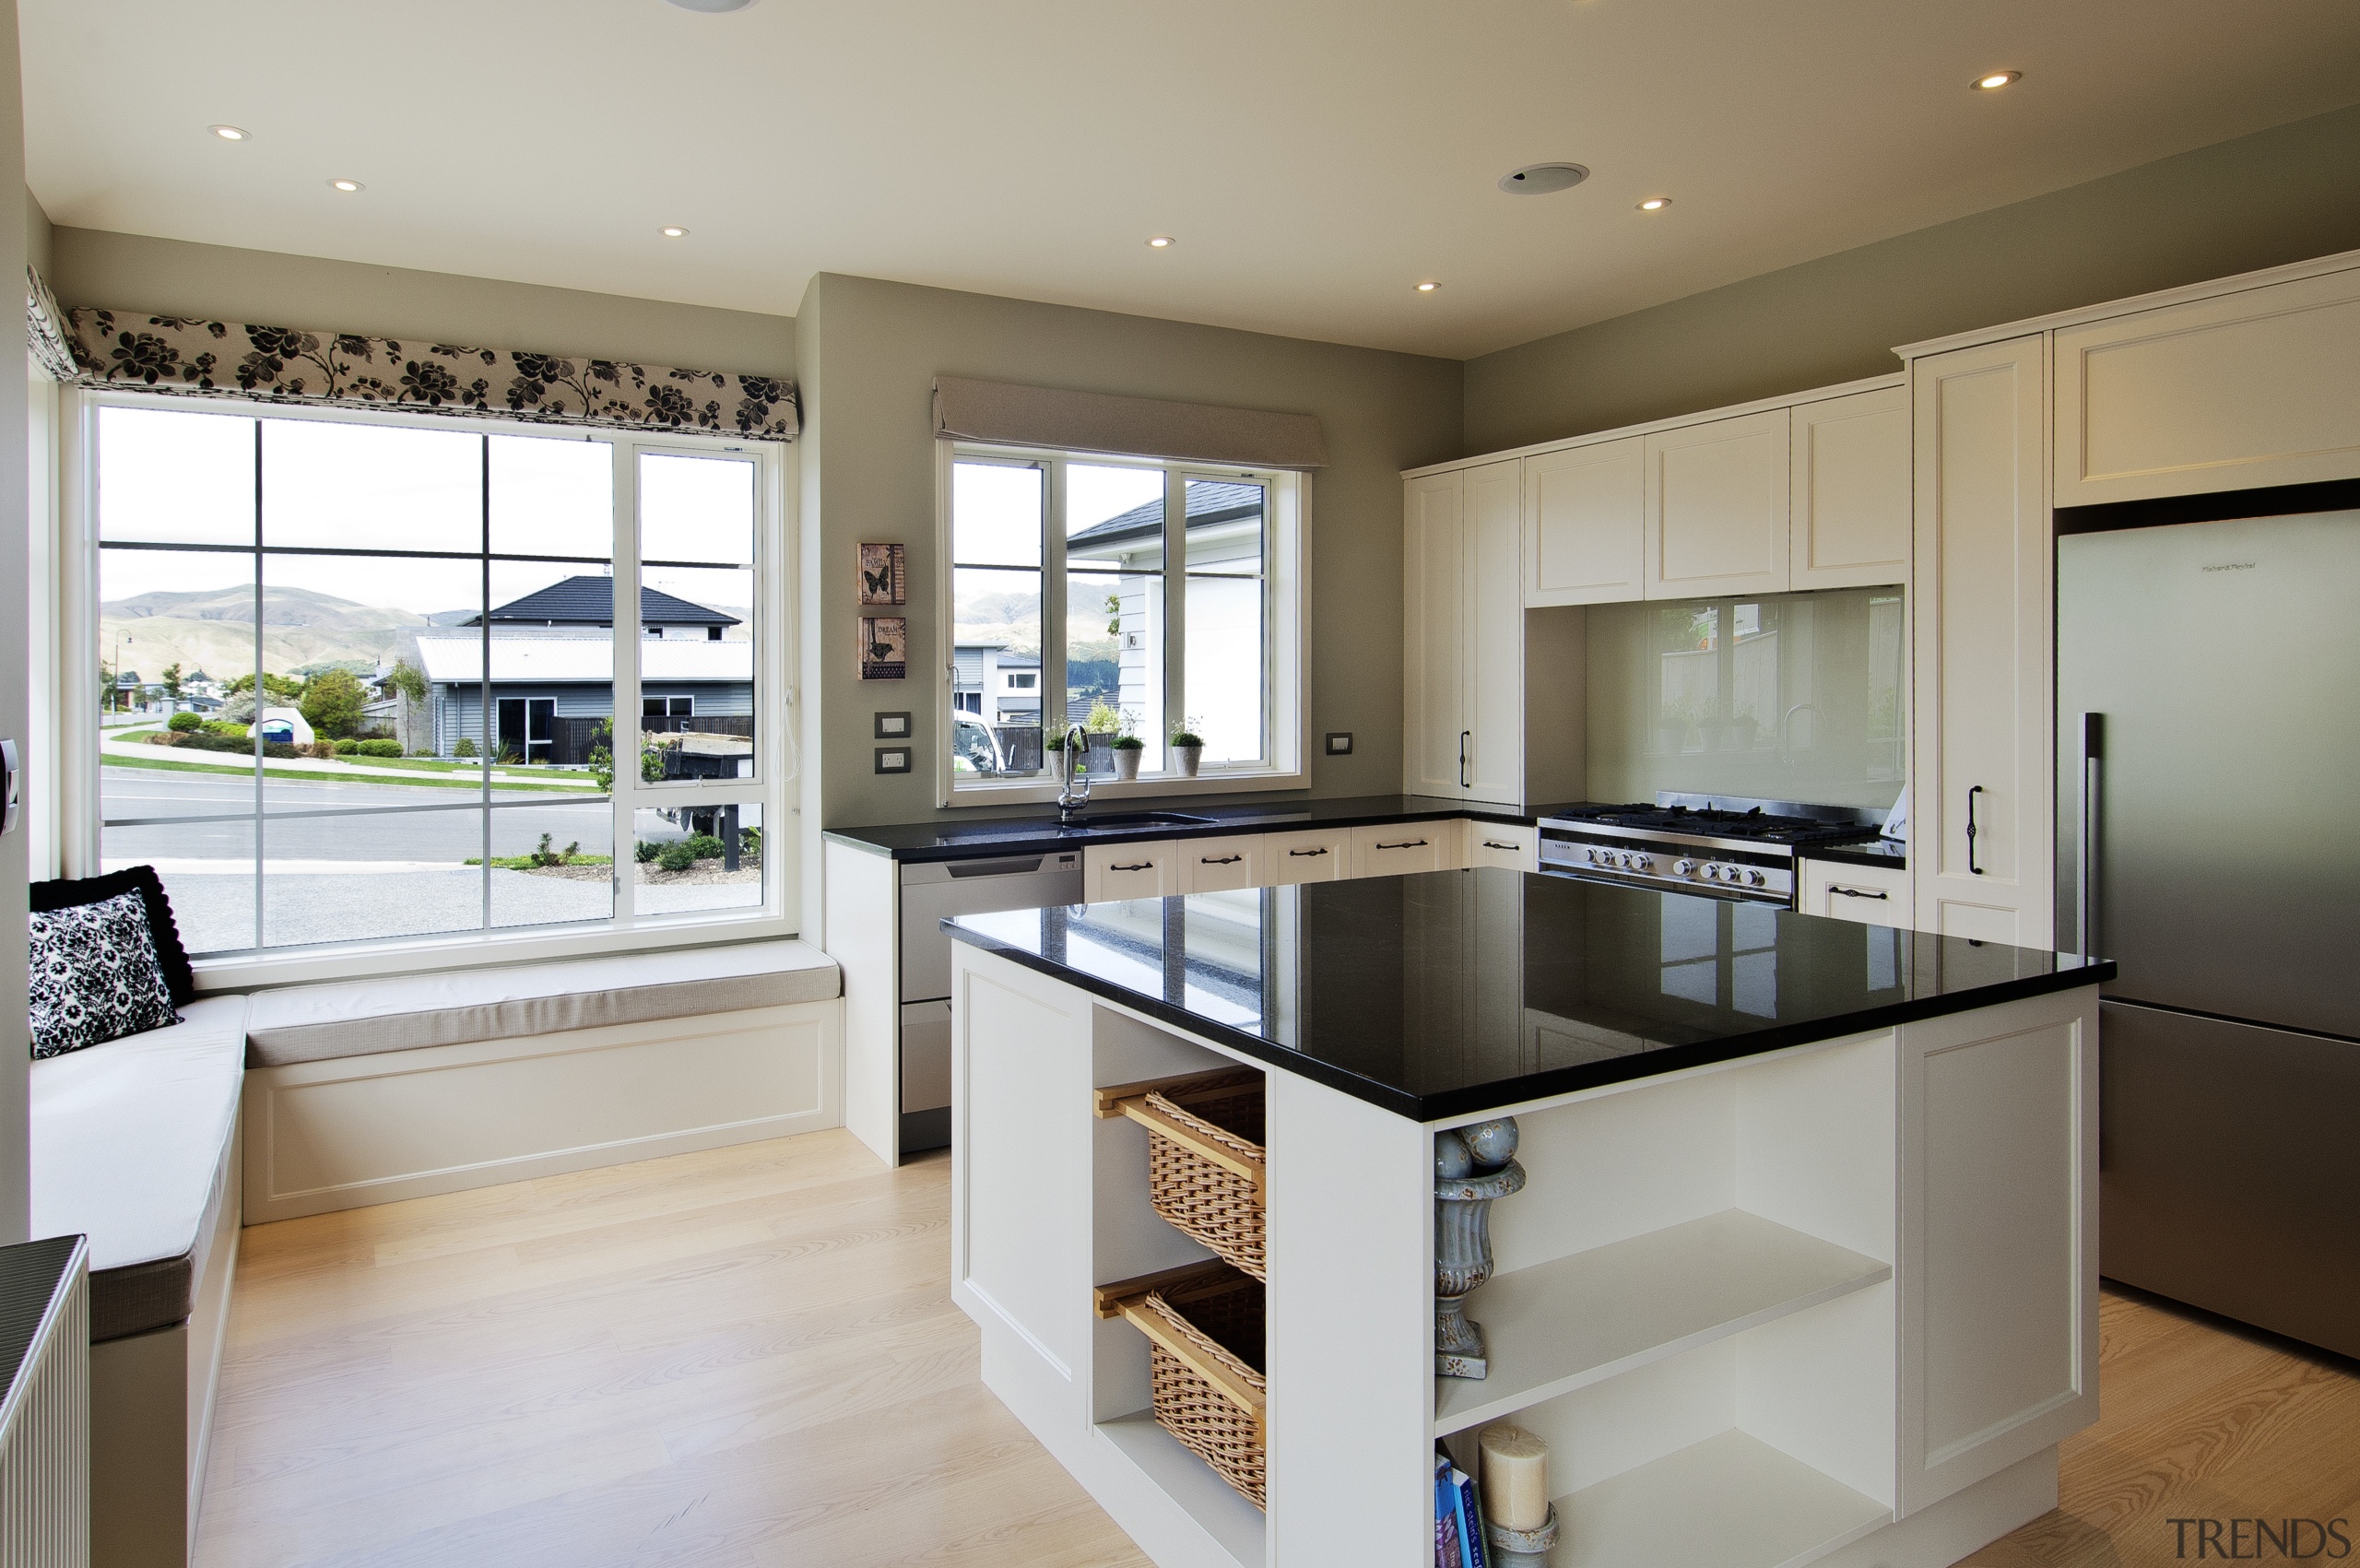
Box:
[1405,461,1528,804]
[1908,336,2054,948]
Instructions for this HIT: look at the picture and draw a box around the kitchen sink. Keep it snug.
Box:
[1064,811,1218,829]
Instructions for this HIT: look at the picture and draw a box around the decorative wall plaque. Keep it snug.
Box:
[860,616,908,680]
[858,542,906,606]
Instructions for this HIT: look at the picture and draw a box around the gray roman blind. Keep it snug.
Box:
[932,375,1327,470]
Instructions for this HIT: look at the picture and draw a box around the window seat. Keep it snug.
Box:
[30,995,250,1567]
[242,938,843,1067]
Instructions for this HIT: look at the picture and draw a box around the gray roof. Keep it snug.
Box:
[462,575,739,629]
[1065,480,1265,551]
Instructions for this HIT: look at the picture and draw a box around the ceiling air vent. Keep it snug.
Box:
[1498,163,1589,195]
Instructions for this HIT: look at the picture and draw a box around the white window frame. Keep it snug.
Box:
[63,387,799,988]
[936,440,1307,806]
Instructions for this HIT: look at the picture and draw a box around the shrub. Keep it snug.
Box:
[205,720,245,737]
[167,712,204,733]
[355,738,402,758]
[146,731,181,747]
[527,833,581,868]
[307,742,339,760]
[683,833,726,861]
[454,737,478,758]
[299,667,367,739]
[657,841,699,873]
[634,841,661,864]
[335,739,360,755]
[739,827,762,859]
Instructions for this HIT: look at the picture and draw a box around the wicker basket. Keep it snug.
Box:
[1104,1067,1267,1281]
[1127,1267,1268,1510]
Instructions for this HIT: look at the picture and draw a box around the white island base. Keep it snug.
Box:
[948,939,2099,1568]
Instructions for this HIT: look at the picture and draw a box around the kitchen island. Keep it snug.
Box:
[944,869,2111,1568]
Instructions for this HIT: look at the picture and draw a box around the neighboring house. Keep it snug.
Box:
[950,643,1041,725]
[412,576,752,762]
[1063,481,1265,729]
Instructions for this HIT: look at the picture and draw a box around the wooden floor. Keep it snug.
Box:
[198,1130,2357,1568]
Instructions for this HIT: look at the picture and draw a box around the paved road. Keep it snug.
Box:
[103,768,611,862]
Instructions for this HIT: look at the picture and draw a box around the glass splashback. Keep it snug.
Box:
[1586,587,1905,810]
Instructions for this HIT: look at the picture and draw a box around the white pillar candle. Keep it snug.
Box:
[1479,1422,1550,1532]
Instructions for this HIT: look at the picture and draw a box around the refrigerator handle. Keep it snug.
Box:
[2080,713,2103,960]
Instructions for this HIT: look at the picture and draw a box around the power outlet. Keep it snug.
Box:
[1324,732,1353,756]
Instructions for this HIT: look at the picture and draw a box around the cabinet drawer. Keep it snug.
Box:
[1263,829,1350,884]
[1084,840,1179,902]
[1177,835,1258,893]
[1351,821,1457,878]
[1466,822,1539,872]
[1799,857,1911,928]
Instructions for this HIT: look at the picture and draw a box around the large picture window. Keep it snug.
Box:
[89,396,782,961]
[945,446,1301,797]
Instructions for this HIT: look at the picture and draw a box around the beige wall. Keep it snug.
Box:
[24,187,51,277]
[796,273,1461,830]
[1463,100,2360,454]
[47,227,794,376]
[2,2,34,1239]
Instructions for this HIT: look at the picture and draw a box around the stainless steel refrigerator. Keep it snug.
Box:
[2058,506,2360,1359]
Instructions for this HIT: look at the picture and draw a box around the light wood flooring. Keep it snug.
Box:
[198,1130,2357,1568]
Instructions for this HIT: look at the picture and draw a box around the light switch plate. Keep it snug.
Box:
[874,747,913,774]
[873,711,912,739]
[1324,732,1353,756]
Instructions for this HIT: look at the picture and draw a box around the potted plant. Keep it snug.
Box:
[1111,732,1145,781]
[1083,701,1123,776]
[1169,721,1205,778]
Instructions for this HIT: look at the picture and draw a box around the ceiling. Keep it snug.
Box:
[22,0,2360,360]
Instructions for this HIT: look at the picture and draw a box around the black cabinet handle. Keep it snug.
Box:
[1833,886,1891,901]
[1199,855,1243,866]
[1965,785,1985,876]
[1482,840,1519,851]
[1111,861,1154,872]
[1459,731,1470,789]
[1375,839,1430,851]
[1288,847,1329,858]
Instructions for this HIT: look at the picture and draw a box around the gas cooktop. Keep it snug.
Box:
[1544,803,1884,849]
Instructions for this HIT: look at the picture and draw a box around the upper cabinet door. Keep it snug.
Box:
[2056,267,2360,507]
[1524,438,1645,606]
[1404,470,1469,797]
[1790,386,1909,589]
[1463,460,1526,806]
[1912,335,2053,949]
[1644,409,1791,599]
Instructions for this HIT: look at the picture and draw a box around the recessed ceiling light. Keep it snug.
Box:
[660,226,689,238]
[1636,196,1672,212]
[1972,70,2022,90]
[1146,235,1175,249]
[209,124,248,141]
[1498,162,1589,196]
[1415,281,1440,293]
[329,179,363,193]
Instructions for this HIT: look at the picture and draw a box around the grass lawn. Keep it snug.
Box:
[464,853,618,869]
[101,752,604,793]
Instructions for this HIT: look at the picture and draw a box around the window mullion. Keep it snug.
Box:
[611,439,640,925]
[1044,458,1067,745]
[1163,466,1186,771]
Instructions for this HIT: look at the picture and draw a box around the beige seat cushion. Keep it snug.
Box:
[31,996,249,1341]
[242,939,841,1068]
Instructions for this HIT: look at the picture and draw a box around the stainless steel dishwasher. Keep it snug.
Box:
[898,852,1082,1151]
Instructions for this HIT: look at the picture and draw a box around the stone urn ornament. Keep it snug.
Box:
[1435,1116,1525,1378]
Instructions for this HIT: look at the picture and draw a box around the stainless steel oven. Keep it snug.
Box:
[1537,796,1887,907]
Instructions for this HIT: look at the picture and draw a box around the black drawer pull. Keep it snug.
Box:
[1110,861,1155,872]
[1199,855,1243,866]
[1288,847,1329,857]
[1375,839,1430,851]
[1833,886,1891,900]
[1481,840,1519,851]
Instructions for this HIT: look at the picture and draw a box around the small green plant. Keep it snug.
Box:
[454,737,478,758]
[634,840,662,864]
[526,833,581,868]
[1044,732,1067,750]
[684,833,726,861]
[657,841,699,873]
[355,738,402,758]
[1170,717,1205,747]
[739,826,762,859]
[167,712,204,734]
[1084,701,1123,734]
[334,738,360,754]
[1111,734,1145,750]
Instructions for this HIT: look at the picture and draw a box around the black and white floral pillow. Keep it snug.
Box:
[28,891,181,1059]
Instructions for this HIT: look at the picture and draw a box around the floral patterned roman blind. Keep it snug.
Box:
[26,271,796,441]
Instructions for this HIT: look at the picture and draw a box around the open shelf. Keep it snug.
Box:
[1552,1429,1890,1568]
[1094,1409,1266,1568]
[1434,1208,1890,1435]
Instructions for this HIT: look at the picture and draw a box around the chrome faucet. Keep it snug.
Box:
[1056,725,1092,823]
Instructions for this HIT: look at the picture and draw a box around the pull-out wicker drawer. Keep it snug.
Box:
[1096,1262,1267,1509]
[1095,1067,1266,1280]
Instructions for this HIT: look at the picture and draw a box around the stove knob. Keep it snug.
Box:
[1630,855,1654,873]
[1583,847,1601,864]
[1673,859,1696,876]
[1703,864,1724,880]
[1746,869,1767,887]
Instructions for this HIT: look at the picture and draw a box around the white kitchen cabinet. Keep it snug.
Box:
[1910,335,2053,948]
[1082,840,1178,902]
[1645,409,1791,600]
[1524,437,1646,606]
[1797,856,1910,928]
[1351,819,1462,878]
[2055,265,2360,507]
[1465,820,1540,872]
[1790,386,1909,589]
[1896,989,2098,1514]
[1402,460,1528,806]
[1173,833,1259,893]
[1262,826,1352,883]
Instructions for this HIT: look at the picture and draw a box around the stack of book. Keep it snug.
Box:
[1434,1448,1490,1568]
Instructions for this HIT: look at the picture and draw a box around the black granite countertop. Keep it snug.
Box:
[825,794,1548,863]
[1800,838,1908,871]
[945,869,2110,1121]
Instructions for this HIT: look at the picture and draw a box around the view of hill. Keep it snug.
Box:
[102,585,435,681]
